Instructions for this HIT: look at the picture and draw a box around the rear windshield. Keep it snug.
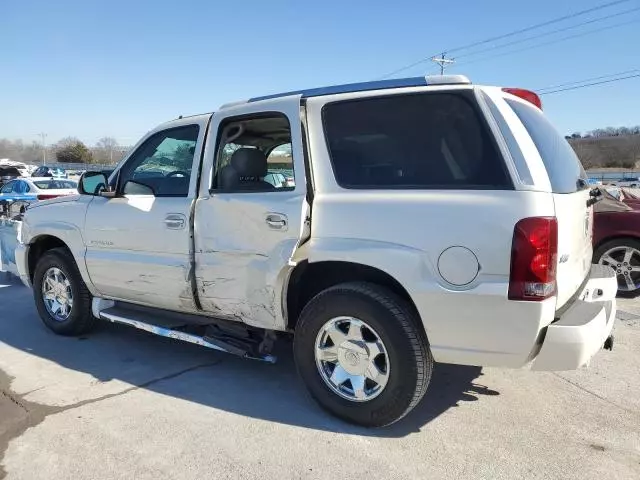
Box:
[505,99,587,194]
[322,92,511,190]
[34,180,78,189]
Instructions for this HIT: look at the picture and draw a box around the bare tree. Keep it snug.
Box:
[95,136,119,164]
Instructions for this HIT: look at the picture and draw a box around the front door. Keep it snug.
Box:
[194,97,309,329]
[84,117,209,311]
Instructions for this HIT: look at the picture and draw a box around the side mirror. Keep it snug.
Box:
[78,171,109,196]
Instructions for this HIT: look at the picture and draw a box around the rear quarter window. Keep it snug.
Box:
[322,91,512,190]
[506,99,587,194]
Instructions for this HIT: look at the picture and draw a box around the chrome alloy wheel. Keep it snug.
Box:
[314,317,390,402]
[598,245,640,292]
[41,267,74,321]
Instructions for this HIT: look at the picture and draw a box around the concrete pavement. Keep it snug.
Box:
[1,276,639,479]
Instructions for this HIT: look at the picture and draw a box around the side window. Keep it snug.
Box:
[322,92,510,189]
[1,181,15,193]
[118,125,199,197]
[14,181,26,194]
[506,99,587,194]
[213,114,294,192]
[23,182,31,193]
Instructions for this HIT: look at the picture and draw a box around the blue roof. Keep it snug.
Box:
[248,76,429,103]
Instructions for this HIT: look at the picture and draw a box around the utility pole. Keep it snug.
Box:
[38,132,47,165]
[431,53,455,75]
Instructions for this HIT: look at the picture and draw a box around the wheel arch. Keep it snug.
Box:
[594,235,640,256]
[285,260,421,332]
[27,234,96,294]
[27,235,71,280]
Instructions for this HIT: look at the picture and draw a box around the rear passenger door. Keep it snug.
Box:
[194,97,309,330]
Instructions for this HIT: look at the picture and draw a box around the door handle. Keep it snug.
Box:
[164,214,186,230]
[265,213,288,230]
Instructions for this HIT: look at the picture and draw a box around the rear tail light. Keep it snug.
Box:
[508,217,558,301]
[37,194,61,201]
[502,87,542,110]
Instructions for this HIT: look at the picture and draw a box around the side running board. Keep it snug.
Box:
[99,308,277,364]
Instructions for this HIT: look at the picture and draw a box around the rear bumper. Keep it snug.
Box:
[531,264,617,371]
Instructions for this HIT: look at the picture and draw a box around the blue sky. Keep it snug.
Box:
[2,0,639,146]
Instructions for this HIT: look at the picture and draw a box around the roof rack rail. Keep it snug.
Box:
[234,74,471,105]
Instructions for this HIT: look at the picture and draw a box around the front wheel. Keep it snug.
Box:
[293,282,433,427]
[33,247,97,335]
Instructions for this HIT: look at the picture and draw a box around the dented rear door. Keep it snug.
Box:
[193,95,309,330]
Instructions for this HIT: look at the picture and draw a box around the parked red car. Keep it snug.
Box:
[593,187,640,296]
[619,188,640,209]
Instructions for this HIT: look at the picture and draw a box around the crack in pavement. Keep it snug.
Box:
[0,359,222,479]
[552,372,639,416]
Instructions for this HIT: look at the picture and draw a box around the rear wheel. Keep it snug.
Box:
[594,238,640,297]
[33,248,97,335]
[293,282,433,427]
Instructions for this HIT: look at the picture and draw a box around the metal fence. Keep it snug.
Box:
[587,171,640,183]
[27,162,117,173]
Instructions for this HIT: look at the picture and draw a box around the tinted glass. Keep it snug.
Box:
[506,99,587,193]
[322,92,510,189]
[119,125,199,197]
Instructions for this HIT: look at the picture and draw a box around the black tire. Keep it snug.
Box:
[293,282,433,427]
[33,247,97,335]
[593,238,640,298]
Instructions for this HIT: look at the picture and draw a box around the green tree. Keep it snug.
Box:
[55,140,93,163]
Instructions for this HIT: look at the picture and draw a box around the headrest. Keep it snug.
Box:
[230,148,267,177]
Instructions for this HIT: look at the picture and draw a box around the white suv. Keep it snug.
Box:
[16,75,617,426]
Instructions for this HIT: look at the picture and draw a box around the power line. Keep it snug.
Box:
[539,73,640,95]
[441,0,633,55]
[455,17,640,69]
[455,5,640,61]
[377,0,633,79]
[536,68,640,92]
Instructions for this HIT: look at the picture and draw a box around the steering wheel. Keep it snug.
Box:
[165,170,189,178]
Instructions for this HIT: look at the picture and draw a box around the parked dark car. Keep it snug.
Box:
[593,187,640,296]
[31,166,67,178]
[0,166,21,188]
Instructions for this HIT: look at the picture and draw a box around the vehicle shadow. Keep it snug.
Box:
[0,279,499,438]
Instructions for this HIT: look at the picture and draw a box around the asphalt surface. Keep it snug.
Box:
[1,275,639,479]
